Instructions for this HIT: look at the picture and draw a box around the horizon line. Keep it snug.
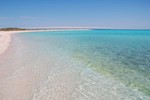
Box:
[0,27,150,30]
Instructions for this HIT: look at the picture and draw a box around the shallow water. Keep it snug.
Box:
[0,30,150,100]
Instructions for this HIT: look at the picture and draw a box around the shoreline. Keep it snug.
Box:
[0,29,150,99]
[0,29,90,56]
[0,30,38,56]
[0,30,57,56]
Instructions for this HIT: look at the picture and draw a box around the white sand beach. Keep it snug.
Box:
[0,30,43,56]
[0,31,25,55]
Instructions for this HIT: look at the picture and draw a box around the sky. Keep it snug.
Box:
[0,0,150,29]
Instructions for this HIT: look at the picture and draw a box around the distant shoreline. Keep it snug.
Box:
[0,27,150,31]
[0,28,90,56]
[0,28,149,56]
[0,27,91,31]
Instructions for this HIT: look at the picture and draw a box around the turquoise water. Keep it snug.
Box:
[0,30,150,100]
[71,30,150,95]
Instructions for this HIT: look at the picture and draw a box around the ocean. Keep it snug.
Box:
[0,30,150,100]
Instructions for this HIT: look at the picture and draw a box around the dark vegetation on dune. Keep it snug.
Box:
[0,28,28,31]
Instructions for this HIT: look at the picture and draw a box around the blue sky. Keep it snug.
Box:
[0,0,150,29]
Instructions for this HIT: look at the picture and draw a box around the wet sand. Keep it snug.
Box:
[0,31,38,55]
